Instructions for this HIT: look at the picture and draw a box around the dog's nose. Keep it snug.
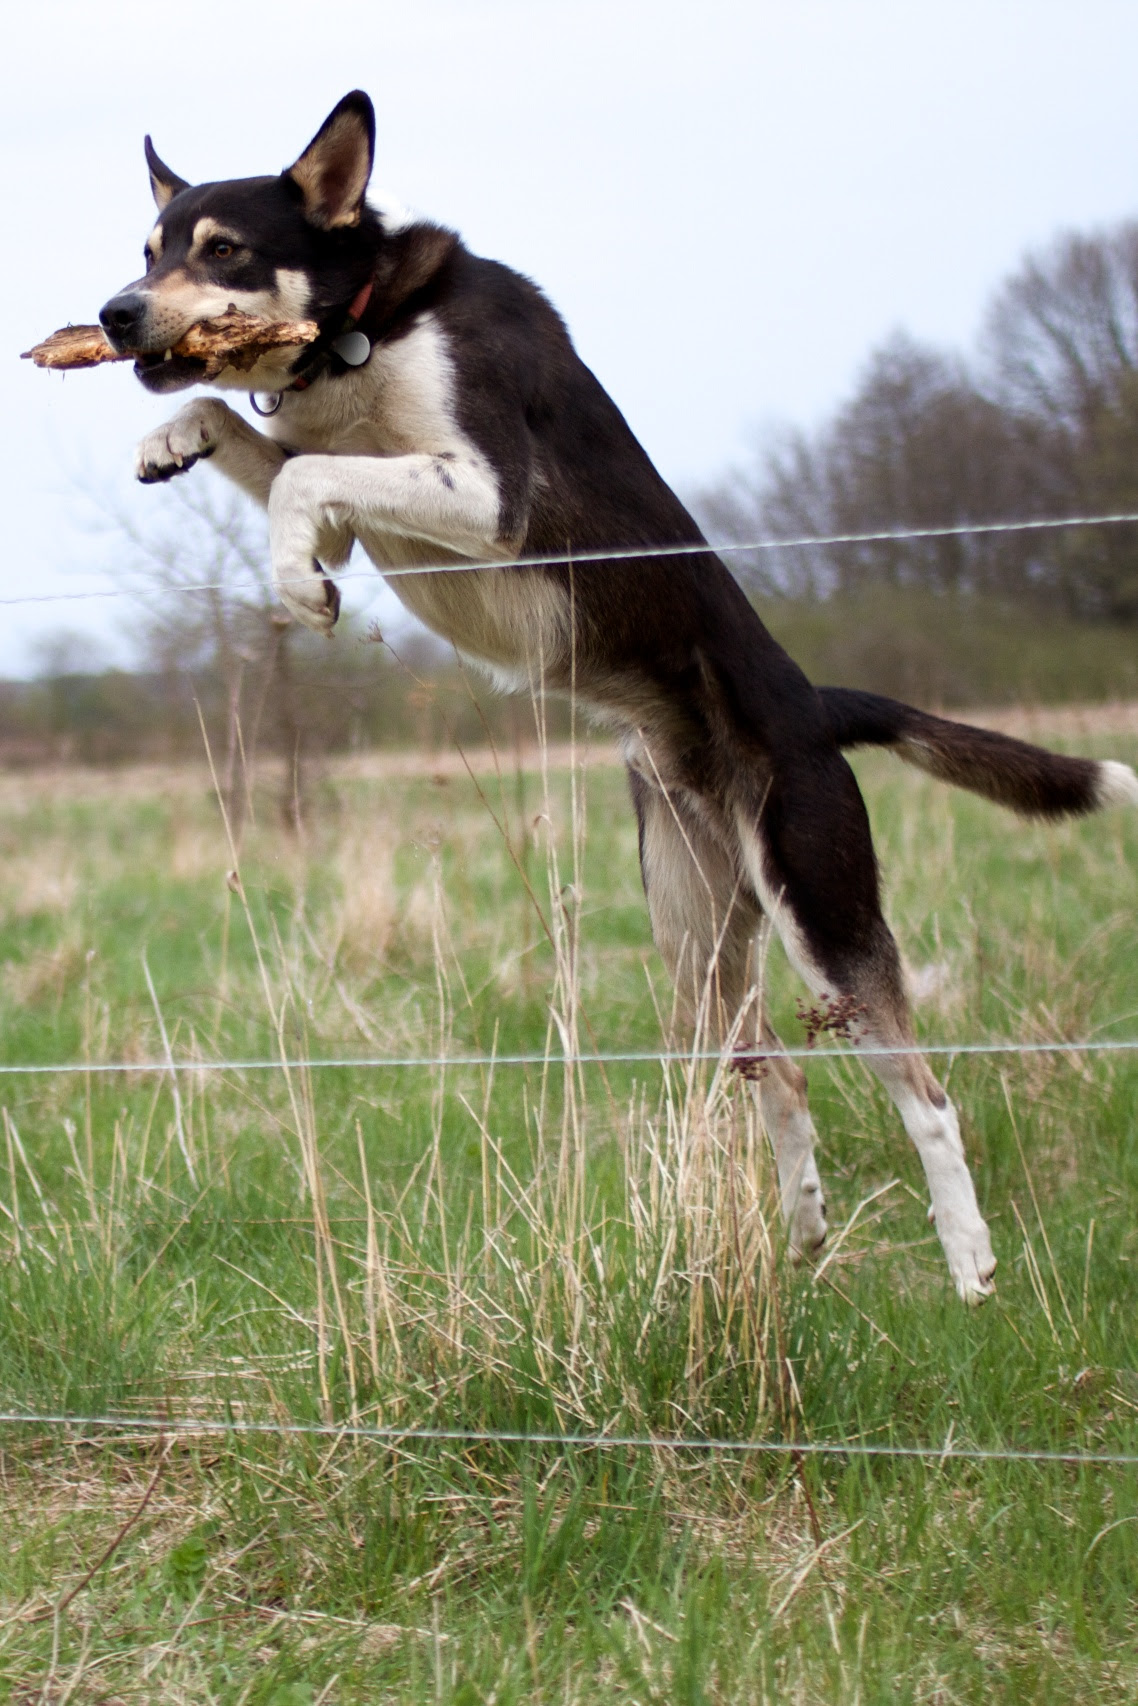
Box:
[99,292,148,348]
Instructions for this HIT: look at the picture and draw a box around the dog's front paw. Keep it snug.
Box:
[275,560,342,634]
[135,399,234,484]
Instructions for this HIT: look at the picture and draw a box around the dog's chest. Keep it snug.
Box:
[268,313,467,458]
[264,312,571,674]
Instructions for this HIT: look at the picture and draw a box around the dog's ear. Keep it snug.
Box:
[285,92,375,230]
[144,136,189,211]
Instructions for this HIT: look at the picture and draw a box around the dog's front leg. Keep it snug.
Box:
[135,399,287,507]
[266,452,509,633]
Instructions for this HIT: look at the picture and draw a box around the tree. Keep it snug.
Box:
[985,222,1138,619]
[698,334,1038,602]
[699,222,1138,625]
[114,485,311,832]
[89,484,550,776]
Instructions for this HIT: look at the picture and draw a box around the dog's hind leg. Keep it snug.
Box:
[732,751,996,1302]
[863,1041,995,1302]
[630,768,828,1256]
[630,768,758,1043]
[753,1018,828,1258]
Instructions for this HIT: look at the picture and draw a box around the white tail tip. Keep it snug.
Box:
[1096,760,1138,808]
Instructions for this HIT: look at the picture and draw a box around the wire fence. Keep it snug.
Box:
[0,1412,1135,1468]
[0,1036,1137,1078]
[7,507,1138,606]
[2,502,1137,1473]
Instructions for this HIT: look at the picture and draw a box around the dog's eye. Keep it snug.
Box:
[212,241,236,259]
[143,248,154,271]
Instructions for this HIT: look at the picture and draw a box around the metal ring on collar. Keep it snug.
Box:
[249,392,283,417]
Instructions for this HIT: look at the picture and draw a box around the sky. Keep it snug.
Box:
[4,0,1138,675]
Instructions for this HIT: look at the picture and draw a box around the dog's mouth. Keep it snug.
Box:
[132,350,208,394]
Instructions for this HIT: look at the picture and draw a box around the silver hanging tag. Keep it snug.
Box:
[331,330,371,367]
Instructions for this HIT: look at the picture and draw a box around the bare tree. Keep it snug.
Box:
[698,334,1035,601]
[699,220,1138,624]
[986,222,1138,618]
[987,223,1138,433]
[114,484,309,831]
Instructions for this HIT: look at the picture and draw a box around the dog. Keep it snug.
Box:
[99,91,1138,1302]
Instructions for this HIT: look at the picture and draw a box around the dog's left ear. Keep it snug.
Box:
[145,136,189,210]
[285,92,375,230]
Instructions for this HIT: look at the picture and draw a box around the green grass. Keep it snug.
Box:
[0,721,1136,1703]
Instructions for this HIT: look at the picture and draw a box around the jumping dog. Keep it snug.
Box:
[100,91,1138,1301]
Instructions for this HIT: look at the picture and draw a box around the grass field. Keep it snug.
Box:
[0,706,1136,1703]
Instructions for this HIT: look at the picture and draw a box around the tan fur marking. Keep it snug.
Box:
[287,109,371,229]
[190,217,243,256]
[128,273,315,367]
[273,268,312,321]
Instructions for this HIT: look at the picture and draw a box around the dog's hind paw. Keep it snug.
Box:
[945,1230,997,1306]
[788,1182,828,1262]
[135,399,233,484]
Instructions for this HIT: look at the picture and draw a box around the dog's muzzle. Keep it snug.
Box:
[99,291,151,353]
[99,288,207,393]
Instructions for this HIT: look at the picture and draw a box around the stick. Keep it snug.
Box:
[20,310,319,377]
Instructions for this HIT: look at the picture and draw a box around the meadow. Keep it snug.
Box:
[0,702,1136,1703]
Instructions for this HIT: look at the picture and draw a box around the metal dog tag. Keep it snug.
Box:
[332,330,371,366]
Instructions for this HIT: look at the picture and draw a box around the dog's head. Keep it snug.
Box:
[100,92,381,394]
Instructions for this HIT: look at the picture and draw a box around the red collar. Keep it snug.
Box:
[347,279,374,322]
[285,278,376,393]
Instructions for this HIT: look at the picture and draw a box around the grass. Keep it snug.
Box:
[0,706,1135,1703]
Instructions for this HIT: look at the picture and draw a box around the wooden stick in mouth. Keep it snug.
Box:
[20,311,320,378]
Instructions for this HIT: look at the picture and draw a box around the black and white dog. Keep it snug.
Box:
[100,92,1137,1302]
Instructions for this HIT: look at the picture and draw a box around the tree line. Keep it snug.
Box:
[2,487,569,803]
[697,220,1138,624]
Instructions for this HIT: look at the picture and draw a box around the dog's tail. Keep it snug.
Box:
[818,686,1138,819]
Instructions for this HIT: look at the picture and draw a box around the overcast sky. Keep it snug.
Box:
[4,0,1138,675]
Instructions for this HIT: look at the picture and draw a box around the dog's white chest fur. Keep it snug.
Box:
[267,313,463,459]
[261,314,569,676]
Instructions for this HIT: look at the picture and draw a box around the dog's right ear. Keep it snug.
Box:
[285,92,375,229]
[145,137,189,211]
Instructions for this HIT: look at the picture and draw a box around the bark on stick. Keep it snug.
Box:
[20,311,319,377]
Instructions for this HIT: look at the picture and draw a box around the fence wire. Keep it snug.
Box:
[0,1411,1134,1467]
[8,508,1138,606]
[0,1036,1135,1079]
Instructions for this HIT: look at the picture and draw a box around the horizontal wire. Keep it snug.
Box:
[0,1410,1134,1466]
[8,509,1138,608]
[0,1037,1135,1078]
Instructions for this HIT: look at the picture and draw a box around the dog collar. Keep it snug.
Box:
[249,278,374,414]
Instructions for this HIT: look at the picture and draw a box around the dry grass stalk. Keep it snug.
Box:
[196,703,360,1423]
